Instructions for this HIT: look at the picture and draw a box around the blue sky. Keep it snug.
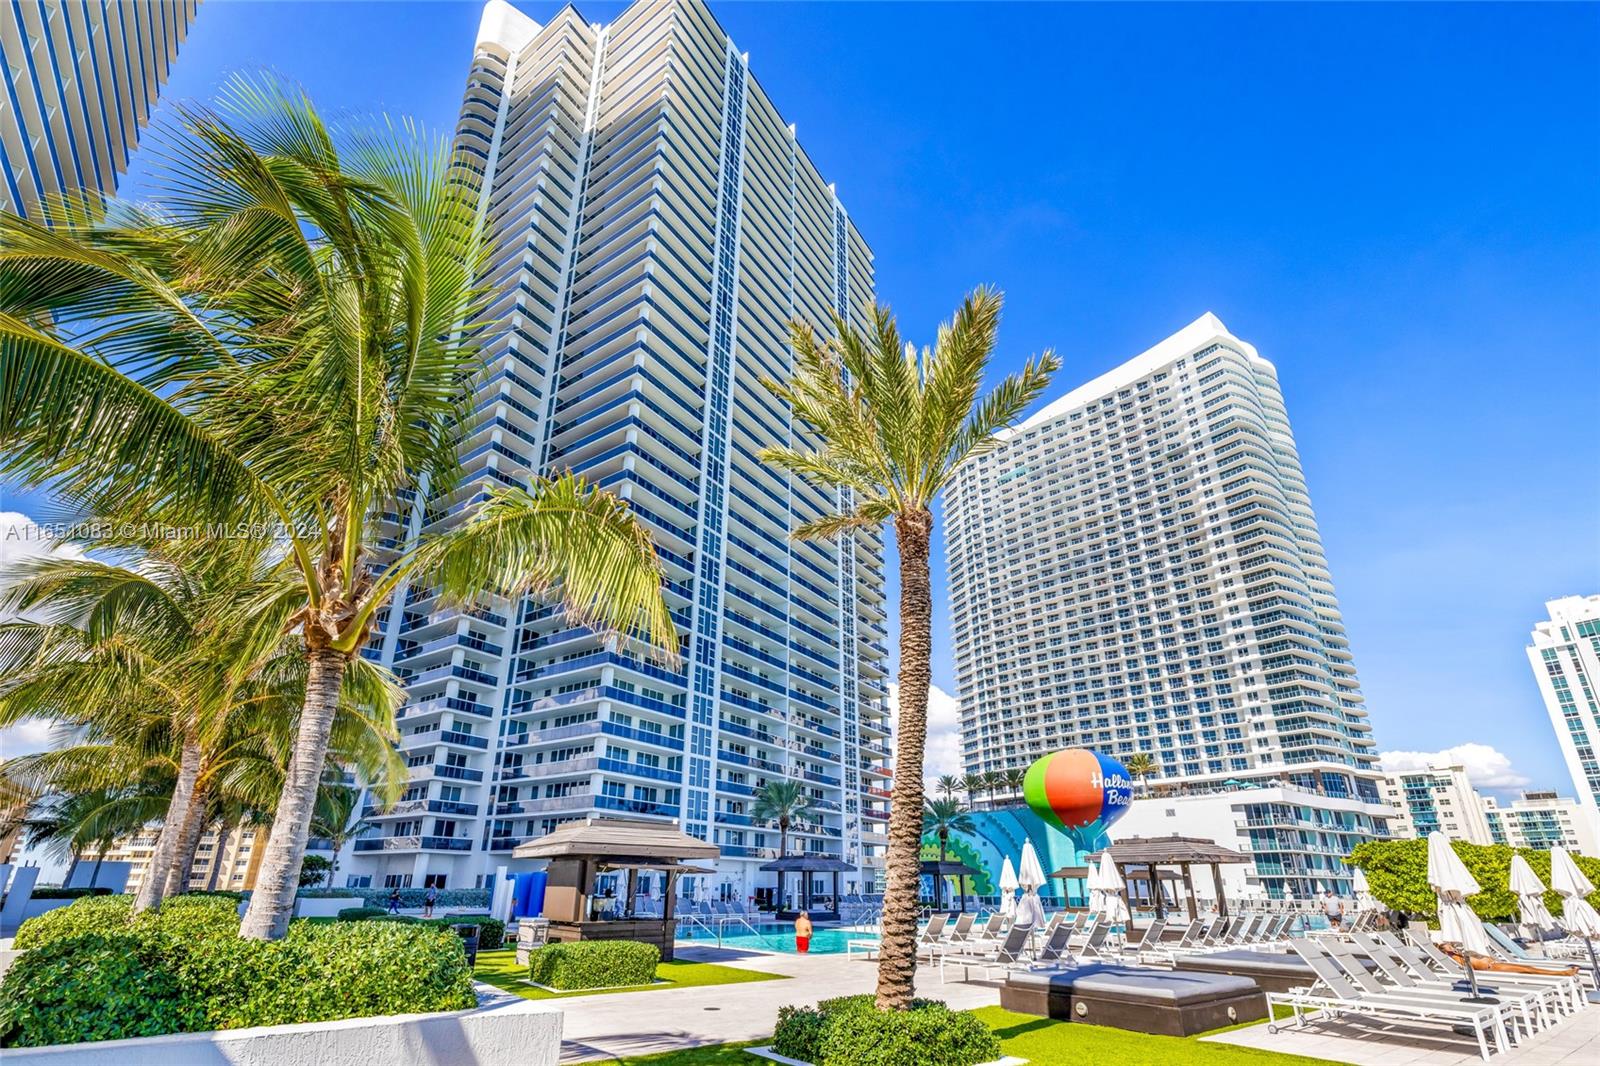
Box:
[6,1,1598,795]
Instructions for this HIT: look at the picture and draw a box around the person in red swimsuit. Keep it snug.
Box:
[794,912,813,953]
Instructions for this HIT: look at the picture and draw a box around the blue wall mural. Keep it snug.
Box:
[921,804,1112,907]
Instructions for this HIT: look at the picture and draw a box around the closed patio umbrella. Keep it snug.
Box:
[1426,831,1493,1003]
[1351,867,1374,913]
[998,856,1019,920]
[1090,852,1129,926]
[1017,840,1047,933]
[1549,845,1600,999]
[1508,853,1556,954]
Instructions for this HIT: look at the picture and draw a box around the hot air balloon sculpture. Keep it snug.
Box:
[1022,748,1134,852]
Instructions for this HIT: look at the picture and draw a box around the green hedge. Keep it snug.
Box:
[353,888,489,909]
[526,940,658,990]
[333,910,505,946]
[0,897,476,1047]
[11,895,133,949]
[28,887,113,900]
[773,995,1000,1066]
[1347,839,1600,921]
[295,889,362,899]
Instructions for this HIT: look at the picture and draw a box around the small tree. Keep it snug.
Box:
[923,798,976,911]
[298,853,333,888]
[934,775,961,802]
[1124,753,1160,796]
[1000,767,1026,803]
[752,780,815,859]
[961,772,989,811]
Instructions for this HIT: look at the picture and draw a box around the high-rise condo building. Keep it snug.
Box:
[1,1,199,220]
[1483,791,1600,855]
[946,313,1393,897]
[1527,594,1600,823]
[347,0,890,898]
[1379,764,1494,844]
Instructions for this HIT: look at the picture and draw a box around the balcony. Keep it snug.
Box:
[353,835,473,853]
[363,799,480,819]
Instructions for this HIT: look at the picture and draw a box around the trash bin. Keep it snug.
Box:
[451,922,480,968]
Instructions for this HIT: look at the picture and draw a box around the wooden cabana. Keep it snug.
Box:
[513,816,718,961]
[759,855,855,920]
[1089,835,1249,927]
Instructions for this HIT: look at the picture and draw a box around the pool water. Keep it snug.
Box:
[677,923,875,955]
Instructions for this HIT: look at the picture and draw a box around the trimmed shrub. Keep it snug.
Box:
[439,914,505,947]
[1,898,475,1047]
[296,889,361,899]
[773,995,1000,1066]
[337,905,390,921]
[527,940,658,990]
[11,895,132,949]
[0,932,205,1047]
[186,889,248,901]
[1347,839,1600,922]
[28,887,112,900]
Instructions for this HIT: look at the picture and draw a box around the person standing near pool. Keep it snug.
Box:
[794,911,813,953]
[1323,889,1345,929]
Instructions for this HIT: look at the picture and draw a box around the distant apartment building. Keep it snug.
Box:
[344,0,890,898]
[944,313,1391,898]
[103,823,266,896]
[1380,764,1495,844]
[1,0,199,220]
[1527,595,1600,823]
[1483,791,1600,856]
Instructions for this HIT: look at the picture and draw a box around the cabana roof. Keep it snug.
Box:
[512,816,719,863]
[758,855,856,873]
[1091,834,1249,866]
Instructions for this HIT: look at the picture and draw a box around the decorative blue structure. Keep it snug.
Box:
[931,805,1114,907]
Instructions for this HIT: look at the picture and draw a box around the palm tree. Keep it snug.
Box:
[0,76,677,939]
[983,770,1005,807]
[934,775,961,802]
[1125,753,1160,796]
[1001,767,1026,804]
[310,785,374,891]
[760,289,1058,1010]
[751,780,815,860]
[0,543,405,909]
[961,772,989,811]
[922,798,976,912]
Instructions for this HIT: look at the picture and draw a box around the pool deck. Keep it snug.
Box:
[557,942,1000,1062]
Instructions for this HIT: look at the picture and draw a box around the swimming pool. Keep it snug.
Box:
[677,923,876,955]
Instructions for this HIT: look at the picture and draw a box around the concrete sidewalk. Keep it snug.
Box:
[557,945,1003,1063]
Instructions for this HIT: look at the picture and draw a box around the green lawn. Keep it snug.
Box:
[603,1005,1333,1066]
[473,949,786,1001]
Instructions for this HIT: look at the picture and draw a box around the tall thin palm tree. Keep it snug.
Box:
[1001,767,1026,804]
[310,785,374,891]
[760,289,1057,1010]
[934,775,961,802]
[922,798,976,912]
[751,780,815,860]
[1124,753,1160,797]
[0,76,677,939]
[961,772,989,811]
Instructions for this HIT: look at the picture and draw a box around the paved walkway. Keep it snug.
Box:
[1205,1000,1600,1065]
[558,945,1001,1062]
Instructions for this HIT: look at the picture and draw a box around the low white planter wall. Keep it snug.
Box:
[1,985,562,1066]
[292,896,364,919]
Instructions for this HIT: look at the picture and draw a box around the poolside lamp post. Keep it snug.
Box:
[1426,831,1495,1004]
[1549,845,1600,1003]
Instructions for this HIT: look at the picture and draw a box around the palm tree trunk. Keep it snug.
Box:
[206,820,232,891]
[164,794,211,897]
[133,730,203,913]
[240,644,347,940]
[877,509,933,1011]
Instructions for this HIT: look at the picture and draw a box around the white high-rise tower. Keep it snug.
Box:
[945,314,1393,897]
[345,0,891,897]
[1528,595,1600,822]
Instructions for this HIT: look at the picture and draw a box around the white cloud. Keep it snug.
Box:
[887,681,965,784]
[1378,742,1530,790]
[1,511,88,761]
